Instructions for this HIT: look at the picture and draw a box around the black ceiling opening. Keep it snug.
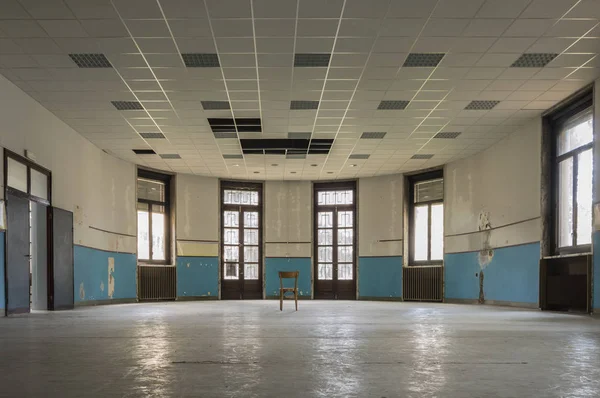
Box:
[240,138,333,155]
[208,118,262,133]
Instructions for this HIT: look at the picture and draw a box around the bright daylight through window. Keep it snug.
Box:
[411,176,444,264]
[137,171,170,263]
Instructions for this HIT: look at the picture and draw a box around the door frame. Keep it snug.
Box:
[313,180,357,300]
[3,149,52,314]
[220,180,264,300]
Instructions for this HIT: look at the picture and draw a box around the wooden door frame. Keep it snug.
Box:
[313,180,357,300]
[220,180,264,299]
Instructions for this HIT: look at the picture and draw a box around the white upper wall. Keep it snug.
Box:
[0,75,136,252]
[444,117,542,253]
[358,174,404,257]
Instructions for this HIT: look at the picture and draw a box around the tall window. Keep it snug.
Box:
[550,93,593,253]
[409,173,444,264]
[137,170,170,263]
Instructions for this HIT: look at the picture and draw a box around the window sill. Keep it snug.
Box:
[543,252,591,260]
[138,263,175,267]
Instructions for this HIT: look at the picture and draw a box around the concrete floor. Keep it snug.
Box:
[0,302,599,397]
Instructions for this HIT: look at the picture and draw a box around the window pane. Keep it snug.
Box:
[318,264,332,280]
[244,246,259,263]
[431,203,444,261]
[137,210,149,260]
[338,211,353,227]
[338,264,353,280]
[559,158,574,247]
[7,158,27,193]
[414,205,429,261]
[318,229,332,245]
[224,263,239,280]
[318,192,335,205]
[224,245,239,262]
[415,179,443,203]
[224,189,258,205]
[318,246,333,262]
[244,263,259,280]
[151,211,166,261]
[335,190,353,204]
[338,228,353,245]
[244,229,258,245]
[558,111,593,156]
[318,212,333,228]
[577,149,593,245]
[244,211,259,228]
[224,228,239,244]
[137,178,165,202]
[31,169,48,200]
[338,246,353,262]
[224,211,239,227]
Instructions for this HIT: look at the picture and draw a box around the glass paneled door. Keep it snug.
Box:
[221,183,263,299]
[314,182,357,299]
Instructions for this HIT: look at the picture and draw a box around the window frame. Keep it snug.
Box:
[4,149,52,206]
[137,169,171,264]
[408,171,444,266]
[547,92,594,255]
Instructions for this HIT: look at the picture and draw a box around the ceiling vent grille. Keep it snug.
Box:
[290,100,319,110]
[511,53,558,68]
[160,154,181,159]
[434,131,461,139]
[349,154,370,159]
[361,132,386,139]
[223,154,244,159]
[464,100,500,110]
[69,53,112,68]
[133,149,156,155]
[213,132,238,139]
[139,132,165,139]
[202,101,231,110]
[403,53,445,67]
[377,100,409,110]
[415,179,443,203]
[181,53,220,67]
[294,53,331,67]
[208,118,261,132]
[112,101,143,110]
[411,154,434,159]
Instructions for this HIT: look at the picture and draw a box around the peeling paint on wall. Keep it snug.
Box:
[108,257,115,299]
[79,282,85,300]
[477,211,493,304]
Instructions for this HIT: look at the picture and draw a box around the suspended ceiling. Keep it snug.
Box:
[0,0,599,180]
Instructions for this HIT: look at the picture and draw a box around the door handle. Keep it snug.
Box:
[24,254,32,258]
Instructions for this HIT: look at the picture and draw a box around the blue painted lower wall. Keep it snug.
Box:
[358,256,402,299]
[176,256,219,298]
[74,245,137,303]
[445,242,540,305]
[593,231,600,312]
[0,231,4,311]
[265,258,312,297]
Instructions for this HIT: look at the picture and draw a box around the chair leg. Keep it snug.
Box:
[295,289,298,311]
[280,290,283,311]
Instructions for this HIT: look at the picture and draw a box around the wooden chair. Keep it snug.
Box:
[279,271,299,311]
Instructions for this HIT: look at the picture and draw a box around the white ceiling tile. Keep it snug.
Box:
[527,37,577,53]
[476,0,530,18]
[503,19,554,37]
[0,20,48,38]
[475,53,520,67]
[432,0,485,18]
[462,18,513,37]
[371,37,414,53]
[544,19,598,38]
[80,19,128,38]
[422,19,470,37]
[20,0,76,18]
[212,19,254,37]
[521,0,580,18]
[565,0,600,18]
[0,54,39,67]
[0,0,31,19]
[298,0,344,18]
[487,37,536,53]
[253,0,297,18]
[567,38,600,53]
[206,0,252,17]
[124,20,171,38]
[161,0,209,18]
[215,37,255,52]
[30,54,76,67]
[338,19,382,37]
[254,19,296,37]
[379,18,426,37]
[135,38,178,53]
[297,19,339,37]
[450,37,496,52]
[388,0,437,18]
[38,20,89,38]
[168,20,212,37]
[112,0,163,19]
[13,38,63,54]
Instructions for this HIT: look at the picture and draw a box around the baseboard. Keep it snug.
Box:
[445,298,539,309]
[265,295,312,300]
[358,296,403,302]
[176,296,219,301]
[75,298,137,307]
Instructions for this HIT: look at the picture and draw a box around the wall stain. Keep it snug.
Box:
[108,257,115,299]
[79,282,85,300]
[477,212,493,304]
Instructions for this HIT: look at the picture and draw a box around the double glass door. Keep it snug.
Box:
[221,185,263,299]
[314,185,356,299]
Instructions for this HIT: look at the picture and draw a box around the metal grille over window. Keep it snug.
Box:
[414,179,444,203]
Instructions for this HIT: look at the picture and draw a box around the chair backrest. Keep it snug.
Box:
[279,271,299,290]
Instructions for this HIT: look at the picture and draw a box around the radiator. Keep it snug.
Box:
[138,265,176,301]
[403,265,443,302]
